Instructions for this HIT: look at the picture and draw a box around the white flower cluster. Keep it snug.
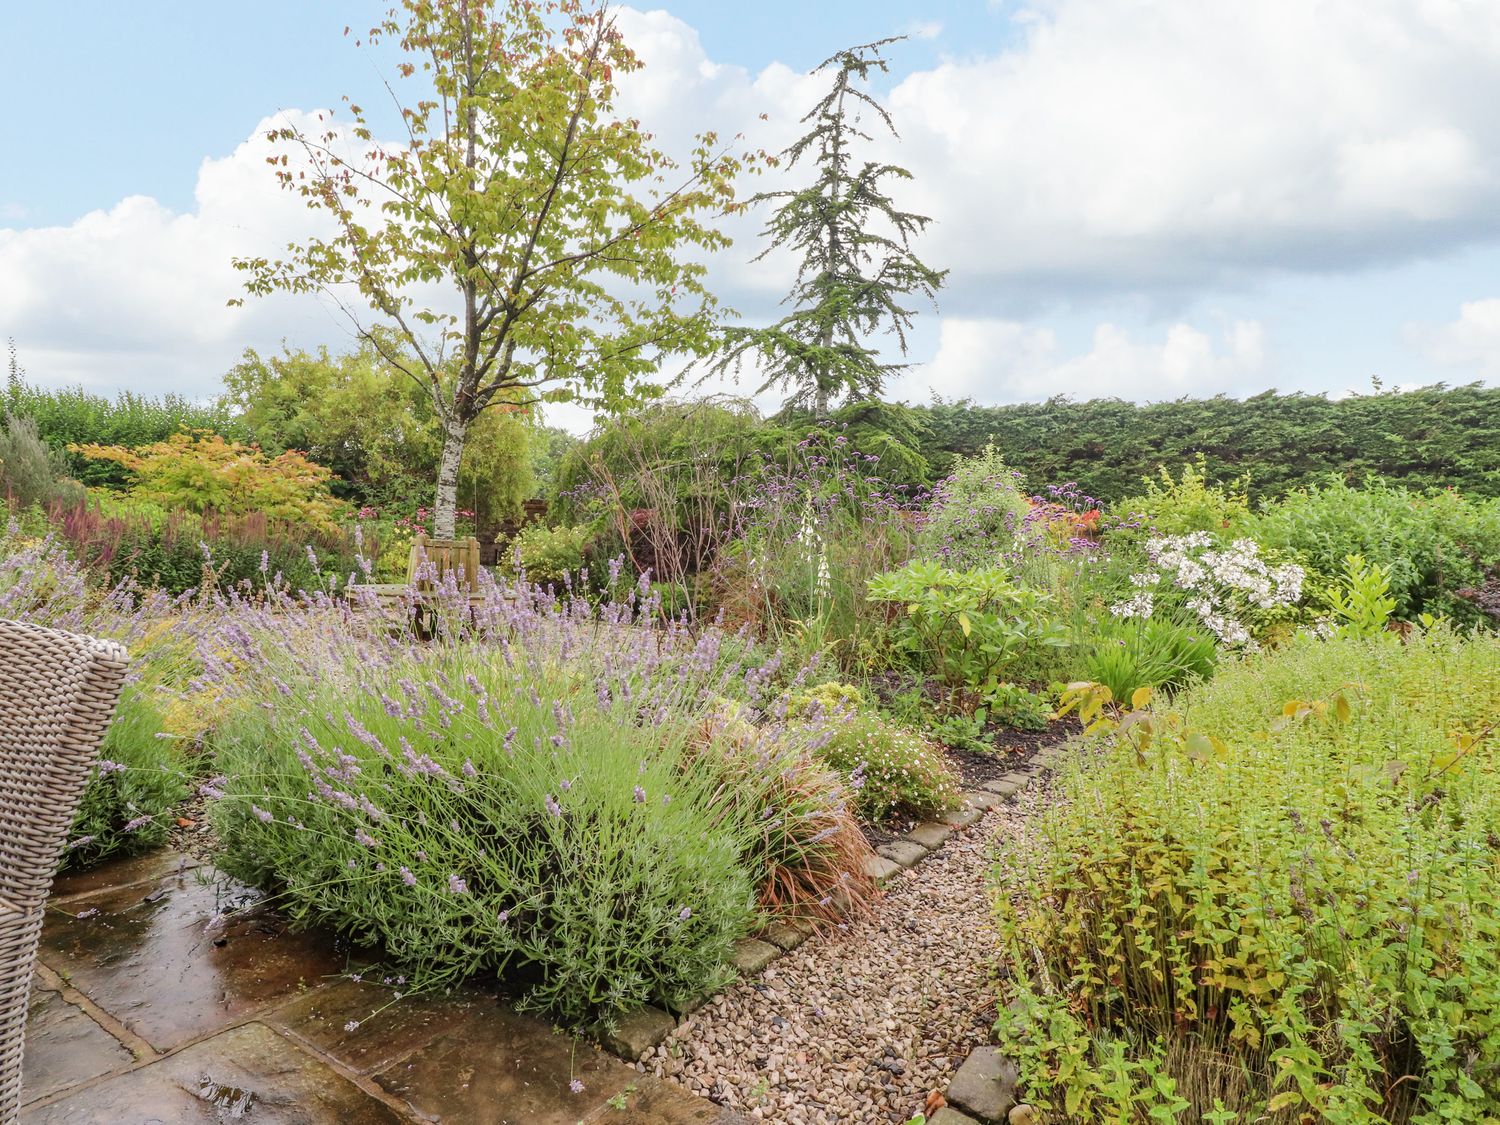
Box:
[1111,532,1303,647]
[795,500,832,600]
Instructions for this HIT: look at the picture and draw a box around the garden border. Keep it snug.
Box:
[592,735,1070,1097]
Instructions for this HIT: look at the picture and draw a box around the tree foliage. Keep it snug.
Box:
[223,341,531,527]
[707,38,945,418]
[3,355,248,489]
[233,0,749,537]
[71,432,345,531]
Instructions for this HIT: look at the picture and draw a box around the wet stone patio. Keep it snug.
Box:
[23,850,750,1124]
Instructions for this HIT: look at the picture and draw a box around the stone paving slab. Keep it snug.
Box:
[50,850,202,904]
[581,1075,756,1123]
[19,987,134,1106]
[373,1001,639,1124]
[22,1021,407,1124]
[23,848,808,1122]
[39,867,348,1052]
[267,978,484,1077]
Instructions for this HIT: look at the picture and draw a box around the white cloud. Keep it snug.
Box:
[1414,298,1500,377]
[900,316,1267,403]
[623,1,1500,302]
[887,0,1500,293]
[10,1,1500,414]
[0,110,360,396]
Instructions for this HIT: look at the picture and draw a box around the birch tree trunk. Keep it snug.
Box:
[434,414,468,540]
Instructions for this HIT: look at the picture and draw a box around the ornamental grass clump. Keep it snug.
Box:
[993,627,1500,1123]
[207,576,869,1021]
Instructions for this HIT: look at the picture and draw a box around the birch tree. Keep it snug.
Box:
[233,0,745,537]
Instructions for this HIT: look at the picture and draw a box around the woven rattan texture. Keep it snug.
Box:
[0,620,128,1122]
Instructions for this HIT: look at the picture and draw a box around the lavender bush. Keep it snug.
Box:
[204,574,870,1021]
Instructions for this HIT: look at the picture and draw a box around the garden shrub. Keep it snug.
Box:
[1245,478,1500,627]
[994,627,1500,1122]
[70,431,345,530]
[788,684,960,822]
[207,588,870,1021]
[819,713,959,823]
[867,560,1063,716]
[1,413,81,509]
[1109,531,1304,647]
[1116,456,1252,541]
[501,522,597,588]
[916,444,1032,568]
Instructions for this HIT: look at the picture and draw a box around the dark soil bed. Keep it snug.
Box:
[860,717,1079,848]
[945,717,1079,789]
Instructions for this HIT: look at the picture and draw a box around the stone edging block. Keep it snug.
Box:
[877,839,929,867]
[730,937,779,975]
[597,1005,676,1061]
[907,821,953,850]
[944,1046,1021,1123]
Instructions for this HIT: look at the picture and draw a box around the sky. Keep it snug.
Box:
[3,0,1499,434]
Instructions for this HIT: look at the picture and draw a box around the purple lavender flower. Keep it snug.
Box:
[545,794,563,818]
[400,866,417,887]
[252,805,275,824]
[632,785,646,804]
[448,874,468,895]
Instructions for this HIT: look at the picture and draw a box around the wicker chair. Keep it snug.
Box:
[0,620,128,1121]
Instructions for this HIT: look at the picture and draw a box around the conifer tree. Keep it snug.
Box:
[711,38,946,418]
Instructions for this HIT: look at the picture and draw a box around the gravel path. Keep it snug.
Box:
[642,803,1031,1124]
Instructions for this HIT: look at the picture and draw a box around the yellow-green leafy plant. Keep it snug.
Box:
[1324,553,1398,639]
[867,560,1064,717]
[994,627,1500,1123]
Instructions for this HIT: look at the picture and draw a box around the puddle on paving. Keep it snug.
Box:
[195,1075,258,1118]
[39,869,347,1051]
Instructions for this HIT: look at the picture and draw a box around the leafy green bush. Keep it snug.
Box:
[995,627,1500,1122]
[789,684,959,823]
[867,560,1063,716]
[1116,456,1252,540]
[501,523,596,587]
[1,414,81,510]
[818,714,959,823]
[1324,553,1398,639]
[1245,478,1500,626]
[3,371,248,489]
[71,431,345,530]
[916,444,1033,568]
[1084,614,1218,703]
